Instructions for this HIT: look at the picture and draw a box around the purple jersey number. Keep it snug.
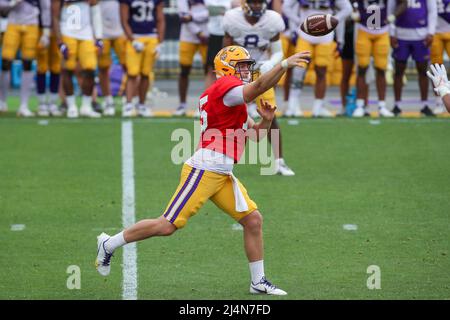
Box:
[121,0,161,35]
[396,0,428,29]
[438,0,450,24]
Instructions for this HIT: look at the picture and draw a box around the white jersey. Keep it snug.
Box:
[61,1,94,40]
[1,0,50,27]
[100,0,123,39]
[437,16,450,34]
[223,7,284,68]
[178,0,209,43]
[204,0,231,36]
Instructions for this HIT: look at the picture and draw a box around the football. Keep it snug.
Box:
[300,14,338,37]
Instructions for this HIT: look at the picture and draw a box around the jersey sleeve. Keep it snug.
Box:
[270,11,286,34]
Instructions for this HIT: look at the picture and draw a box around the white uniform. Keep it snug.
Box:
[100,0,123,39]
[0,0,50,27]
[223,7,284,69]
[60,1,94,40]
[178,0,209,43]
[204,0,231,36]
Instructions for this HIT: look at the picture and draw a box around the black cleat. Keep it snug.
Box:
[420,105,435,117]
[392,105,402,117]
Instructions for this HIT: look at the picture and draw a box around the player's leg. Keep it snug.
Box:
[286,38,311,117]
[392,40,410,116]
[98,38,115,116]
[312,42,334,117]
[96,165,218,276]
[36,31,50,116]
[175,41,196,115]
[354,29,372,117]
[373,32,393,117]
[79,39,101,117]
[431,33,445,114]
[210,177,286,295]
[61,36,80,118]
[18,25,39,117]
[412,40,434,116]
[137,37,158,117]
[0,24,20,112]
[47,35,62,116]
[123,39,141,117]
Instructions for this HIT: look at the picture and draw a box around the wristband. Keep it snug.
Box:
[281,59,288,69]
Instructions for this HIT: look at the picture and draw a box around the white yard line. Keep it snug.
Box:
[121,121,137,300]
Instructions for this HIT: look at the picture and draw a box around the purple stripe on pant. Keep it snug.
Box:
[164,167,196,218]
[170,170,205,224]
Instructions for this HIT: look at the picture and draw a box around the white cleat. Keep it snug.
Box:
[138,106,153,118]
[284,107,303,118]
[0,101,7,113]
[275,159,295,176]
[312,106,333,118]
[250,277,287,296]
[67,106,79,118]
[48,104,63,117]
[352,107,365,118]
[37,104,50,117]
[95,232,113,276]
[434,106,446,115]
[103,106,116,116]
[80,105,102,118]
[17,107,35,117]
[379,106,394,118]
[122,106,136,118]
[173,105,186,116]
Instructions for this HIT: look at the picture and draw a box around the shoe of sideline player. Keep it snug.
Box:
[95,232,113,276]
[174,105,187,116]
[48,104,63,117]
[80,105,102,118]
[122,105,136,118]
[312,105,333,118]
[275,159,295,176]
[67,106,79,118]
[103,105,116,116]
[352,106,365,118]
[379,106,394,118]
[250,277,287,295]
[138,106,153,118]
[284,106,303,117]
[37,104,50,116]
[17,107,35,117]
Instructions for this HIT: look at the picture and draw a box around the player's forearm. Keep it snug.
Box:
[51,0,62,42]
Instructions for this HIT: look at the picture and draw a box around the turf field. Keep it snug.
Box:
[0,97,449,300]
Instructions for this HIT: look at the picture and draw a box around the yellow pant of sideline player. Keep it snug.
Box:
[163,164,257,229]
[126,36,159,76]
[1,24,39,60]
[61,36,98,71]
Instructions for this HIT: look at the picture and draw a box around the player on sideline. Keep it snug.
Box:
[0,0,51,117]
[428,63,450,113]
[174,0,209,116]
[98,0,127,116]
[283,0,351,118]
[223,0,296,176]
[120,0,165,117]
[52,0,104,118]
[430,0,450,115]
[95,46,311,295]
[389,0,437,117]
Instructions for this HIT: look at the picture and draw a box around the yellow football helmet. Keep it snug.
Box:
[214,46,255,82]
[242,0,267,18]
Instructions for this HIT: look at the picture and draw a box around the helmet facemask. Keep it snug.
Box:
[243,0,267,18]
[234,60,256,83]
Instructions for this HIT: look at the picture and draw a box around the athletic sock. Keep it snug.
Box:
[421,100,428,108]
[105,231,127,253]
[66,95,77,109]
[378,101,386,110]
[36,73,46,96]
[249,260,265,284]
[81,95,92,109]
[356,99,365,109]
[179,102,187,109]
[48,93,59,106]
[38,94,47,106]
[20,71,34,109]
[313,99,323,110]
[104,95,114,107]
[0,70,9,104]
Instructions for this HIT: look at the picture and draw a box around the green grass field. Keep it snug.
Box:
[1,98,450,299]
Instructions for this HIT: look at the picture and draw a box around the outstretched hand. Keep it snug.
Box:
[256,99,276,122]
[285,51,311,69]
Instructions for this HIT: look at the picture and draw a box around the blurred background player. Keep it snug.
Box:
[430,0,450,115]
[351,0,393,118]
[52,0,104,118]
[204,0,231,88]
[283,0,351,118]
[223,0,296,176]
[389,0,436,117]
[120,0,165,117]
[36,0,63,117]
[98,0,126,116]
[174,0,209,116]
[0,2,9,112]
[0,0,50,117]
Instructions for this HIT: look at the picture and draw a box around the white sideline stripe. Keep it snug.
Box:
[121,121,137,300]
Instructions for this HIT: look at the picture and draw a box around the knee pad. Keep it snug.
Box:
[22,60,33,71]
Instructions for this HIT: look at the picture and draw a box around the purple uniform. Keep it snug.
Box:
[438,0,450,24]
[357,0,387,28]
[393,0,432,63]
[298,0,335,9]
[120,0,162,35]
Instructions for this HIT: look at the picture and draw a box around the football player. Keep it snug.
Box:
[95,45,311,296]
[174,0,209,116]
[0,0,51,116]
[283,0,351,117]
[427,63,450,113]
[120,0,165,117]
[52,0,104,118]
[430,0,450,115]
[389,0,437,117]
[351,0,393,118]
[36,0,63,117]
[223,0,296,176]
[98,0,126,116]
